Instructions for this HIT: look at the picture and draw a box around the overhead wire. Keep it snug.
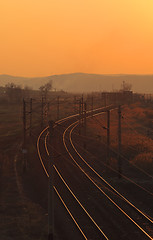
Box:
[62,121,153,239]
[87,112,153,179]
[68,123,153,223]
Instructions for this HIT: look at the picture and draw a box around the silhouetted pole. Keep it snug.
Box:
[74,96,76,113]
[115,93,117,106]
[29,98,32,136]
[57,96,59,120]
[48,120,54,240]
[118,105,122,178]
[91,95,93,116]
[23,99,26,145]
[48,102,50,116]
[104,93,107,107]
[84,102,87,149]
[41,97,44,128]
[107,110,110,165]
[23,99,27,172]
[81,95,84,125]
[79,100,81,135]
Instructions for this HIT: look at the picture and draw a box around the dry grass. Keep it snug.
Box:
[0,103,22,139]
[87,102,153,174]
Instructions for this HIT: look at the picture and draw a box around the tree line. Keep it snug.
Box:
[1,80,53,104]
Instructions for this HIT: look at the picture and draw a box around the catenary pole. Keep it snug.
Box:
[29,98,32,136]
[48,120,54,240]
[41,97,44,128]
[107,110,110,165]
[118,105,122,178]
[84,102,87,149]
[57,96,59,120]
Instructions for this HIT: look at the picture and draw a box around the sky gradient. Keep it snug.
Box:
[0,0,153,77]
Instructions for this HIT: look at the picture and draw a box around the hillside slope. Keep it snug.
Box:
[0,73,153,93]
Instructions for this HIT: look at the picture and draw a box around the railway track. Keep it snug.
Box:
[37,107,153,240]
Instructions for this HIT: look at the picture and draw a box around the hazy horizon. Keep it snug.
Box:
[1,72,153,78]
[0,72,153,94]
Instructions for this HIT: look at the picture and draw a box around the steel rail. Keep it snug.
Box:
[70,122,153,223]
[72,133,153,198]
[37,128,88,240]
[54,165,109,239]
[53,186,88,240]
[50,116,153,197]
[46,109,153,197]
[37,107,112,240]
[62,113,153,239]
[43,132,109,239]
[72,117,153,195]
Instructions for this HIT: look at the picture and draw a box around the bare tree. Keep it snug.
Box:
[121,81,132,91]
[39,80,52,100]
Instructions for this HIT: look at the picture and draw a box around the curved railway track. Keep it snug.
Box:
[37,107,153,240]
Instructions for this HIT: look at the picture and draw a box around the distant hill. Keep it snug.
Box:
[0,73,153,93]
[0,74,51,90]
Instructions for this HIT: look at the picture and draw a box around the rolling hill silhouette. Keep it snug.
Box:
[0,73,153,93]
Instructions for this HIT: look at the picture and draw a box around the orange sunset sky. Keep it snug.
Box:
[0,0,153,77]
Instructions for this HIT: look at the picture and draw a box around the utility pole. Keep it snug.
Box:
[23,99,26,145]
[79,100,81,135]
[57,96,59,120]
[41,97,44,128]
[104,93,107,107]
[48,102,50,112]
[29,98,32,136]
[81,95,84,125]
[47,101,50,120]
[107,110,110,165]
[48,120,55,240]
[74,96,76,113]
[83,102,87,149]
[91,95,93,117]
[114,92,117,106]
[23,98,27,172]
[118,105,122,178]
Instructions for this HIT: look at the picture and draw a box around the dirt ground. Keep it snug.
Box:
[0,135,48,240]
